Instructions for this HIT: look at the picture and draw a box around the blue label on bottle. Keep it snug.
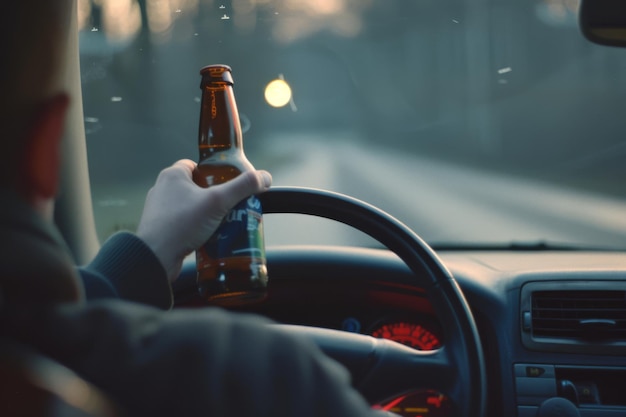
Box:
[199,195,266,264]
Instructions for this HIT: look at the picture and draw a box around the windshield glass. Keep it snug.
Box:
[78,0,626,250]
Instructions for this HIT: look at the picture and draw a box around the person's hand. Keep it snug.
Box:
[136,159,272,283]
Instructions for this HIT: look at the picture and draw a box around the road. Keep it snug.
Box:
[90,131,626,250]
[263,132,626,250]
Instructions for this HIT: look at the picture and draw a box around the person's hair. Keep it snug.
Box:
[0,0,72,185]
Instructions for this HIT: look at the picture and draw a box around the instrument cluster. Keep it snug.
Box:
[362,317,451,417]
[338,314,443,351]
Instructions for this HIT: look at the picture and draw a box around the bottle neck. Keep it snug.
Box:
[198,83,243,161]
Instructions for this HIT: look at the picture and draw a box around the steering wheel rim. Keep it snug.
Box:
[260,186,486,417]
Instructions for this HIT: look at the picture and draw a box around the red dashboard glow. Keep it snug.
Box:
[373,390,452,417]
[370,322,441,350]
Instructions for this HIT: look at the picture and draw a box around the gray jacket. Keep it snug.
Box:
[0,192,383,417]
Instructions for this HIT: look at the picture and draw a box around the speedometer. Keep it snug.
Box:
[370,321,442,350]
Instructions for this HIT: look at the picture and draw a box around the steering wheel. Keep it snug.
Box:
[259,187,487,417]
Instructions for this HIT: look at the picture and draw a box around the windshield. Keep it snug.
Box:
[78,0,626,250]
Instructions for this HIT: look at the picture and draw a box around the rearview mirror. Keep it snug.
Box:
[580,0,626,47]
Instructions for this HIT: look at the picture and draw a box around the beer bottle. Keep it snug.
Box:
[194,64,268,305]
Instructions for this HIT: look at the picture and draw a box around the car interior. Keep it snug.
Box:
[3,0,626,416]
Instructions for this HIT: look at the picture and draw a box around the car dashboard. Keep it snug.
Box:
[173,246,626,417]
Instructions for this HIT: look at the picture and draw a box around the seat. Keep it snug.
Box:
[0,340,122,417]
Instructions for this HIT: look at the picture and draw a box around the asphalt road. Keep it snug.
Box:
[90,131,626,250]
[263,134,626,250]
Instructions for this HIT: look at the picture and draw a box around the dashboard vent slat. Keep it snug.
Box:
[532,290,626,341]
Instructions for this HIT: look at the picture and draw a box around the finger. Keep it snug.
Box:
[153,159,197,186]
[170,159,197,178]
[207,170,272,213]
[258,170,273,189]
[219,170,272,195]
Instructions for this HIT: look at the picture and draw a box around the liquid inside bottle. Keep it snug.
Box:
[194,64,268,305]
[195,163,268,305]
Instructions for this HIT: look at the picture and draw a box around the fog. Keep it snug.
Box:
[78,0,626,244]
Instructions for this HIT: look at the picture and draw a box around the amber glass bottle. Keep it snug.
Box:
[195,64,268,305]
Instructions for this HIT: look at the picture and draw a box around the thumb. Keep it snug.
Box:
[206,170,272,213]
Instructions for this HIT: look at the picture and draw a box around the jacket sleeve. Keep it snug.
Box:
[79,232,172,309]
[2,301,387,417]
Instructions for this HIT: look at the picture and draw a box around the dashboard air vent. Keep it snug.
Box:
[532,290,626,341]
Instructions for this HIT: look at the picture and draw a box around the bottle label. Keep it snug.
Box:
[198,195,266,267]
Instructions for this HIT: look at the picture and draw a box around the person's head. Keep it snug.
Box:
[0,0,73,213]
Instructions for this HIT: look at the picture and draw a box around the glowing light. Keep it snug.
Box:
[380,395,407,411]
[536,0,580,26]
[147,0,173,36]
[77,0,92,32]
[271,0,368,42]
[264,79,293,108]
[100,0,142,43]
[286,0,344,15]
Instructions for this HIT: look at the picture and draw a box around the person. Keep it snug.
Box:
[0,1,390,416]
